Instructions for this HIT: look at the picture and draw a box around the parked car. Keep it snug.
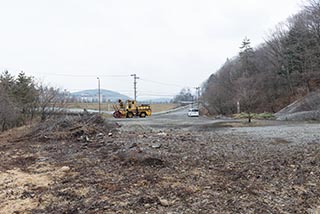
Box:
[188,108,199,117]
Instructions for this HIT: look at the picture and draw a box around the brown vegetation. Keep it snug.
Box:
[65,102,178,113]
[202,0,320,116]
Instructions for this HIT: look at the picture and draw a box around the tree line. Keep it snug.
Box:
[0,71,65,131]
[202,0,320,115]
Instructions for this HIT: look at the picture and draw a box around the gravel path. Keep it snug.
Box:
[219,123,320,144]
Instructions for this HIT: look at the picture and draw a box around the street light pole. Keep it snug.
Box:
[97,77,101,114]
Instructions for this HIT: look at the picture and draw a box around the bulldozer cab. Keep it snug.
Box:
[126,100,137,111]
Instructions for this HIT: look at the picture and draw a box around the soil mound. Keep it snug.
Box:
[23,115,119,142]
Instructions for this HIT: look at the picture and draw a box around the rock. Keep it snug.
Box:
[129,143,138,148]
[96,133,104,139]
[119,202,128,207]
[159,198,170,207]
[151,144,162,149]
[138,134,147,138]
[108,132,113,137]
[60,166,70,172]
[144,203,151,208]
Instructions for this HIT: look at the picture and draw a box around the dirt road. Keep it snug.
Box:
[1,109,320,214]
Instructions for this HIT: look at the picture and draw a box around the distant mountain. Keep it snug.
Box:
[71,89,130,102]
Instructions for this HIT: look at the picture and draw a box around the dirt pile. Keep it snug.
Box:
[276,90,320,121]
[21,115,119,142]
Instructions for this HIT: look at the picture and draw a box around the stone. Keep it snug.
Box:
[151,144,162,149]
[60,166,70,172]
[159,199,170,207]
[144,203,151,208]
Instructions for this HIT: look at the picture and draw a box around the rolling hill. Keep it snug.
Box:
[71,89,131,102]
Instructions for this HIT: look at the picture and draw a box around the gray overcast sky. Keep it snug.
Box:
[0,0,302,99]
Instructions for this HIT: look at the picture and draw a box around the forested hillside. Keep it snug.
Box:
[202,0,320,115]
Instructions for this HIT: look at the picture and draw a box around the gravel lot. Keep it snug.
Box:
[115,107,320,145]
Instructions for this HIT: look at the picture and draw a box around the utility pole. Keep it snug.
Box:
[97,77,101,114]
[195,87,200,108]
[131,74,139,101]
[237,101,240,114]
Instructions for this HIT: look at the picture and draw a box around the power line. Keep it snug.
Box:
[2,68,187,98]
[33,72,129,78]
[139,94,176,97]
[138,92,177,96]
[139,78,186,88]
[1,68,131,78]
[140,96,173,98]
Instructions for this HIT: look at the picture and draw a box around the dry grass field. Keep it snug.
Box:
[65,102,178,113]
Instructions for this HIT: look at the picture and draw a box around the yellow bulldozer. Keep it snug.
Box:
[113,99,152,118]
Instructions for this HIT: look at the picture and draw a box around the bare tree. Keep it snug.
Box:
[202,0,320,117]
[173,88,194,104]
[37,85,66,121]
[235,77,260,122]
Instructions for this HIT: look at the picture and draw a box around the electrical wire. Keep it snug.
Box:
[139,78,187,88]
[33,72,129,78]
[1,67,186,98]
[137,92,176,96]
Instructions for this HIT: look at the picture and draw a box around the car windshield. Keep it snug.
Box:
[189,109,198,112]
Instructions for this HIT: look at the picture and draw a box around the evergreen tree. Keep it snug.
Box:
[239,37,256,77]
[0,70,15,93]
[13,71,38,113]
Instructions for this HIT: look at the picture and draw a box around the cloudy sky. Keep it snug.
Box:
[0,0,302,99]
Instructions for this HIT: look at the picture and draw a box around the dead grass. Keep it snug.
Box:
[65,102,113,111]
[150,103,178,113]
[65,102,177,113]
[0,125,32,142]
[0,164,69,214]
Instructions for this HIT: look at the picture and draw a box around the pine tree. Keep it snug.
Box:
[239,37,255,77]
[0,70,15,93]
[13,71,38,116]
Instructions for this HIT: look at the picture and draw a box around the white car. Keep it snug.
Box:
[188,108,199,117]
